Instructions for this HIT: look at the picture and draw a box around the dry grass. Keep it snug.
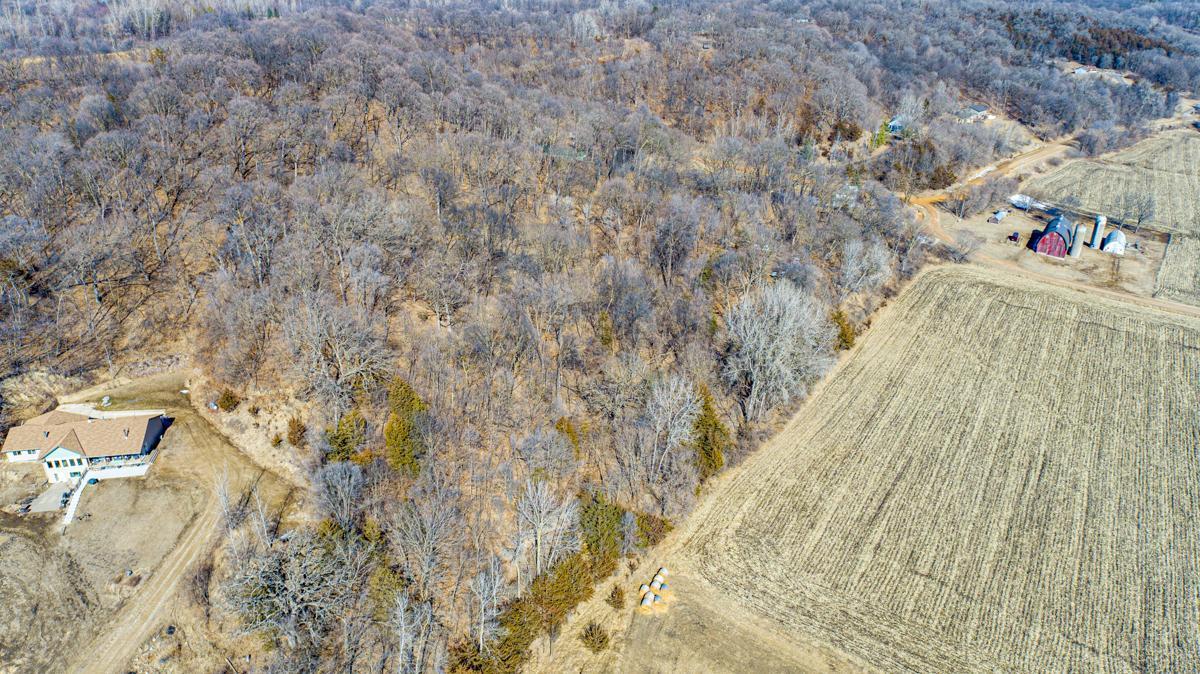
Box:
[1023,132,1200,234]
[1156,235,1200,306]
[559,266,1200,673]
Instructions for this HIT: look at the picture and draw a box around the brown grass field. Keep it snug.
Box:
[1156,235,1200,307]
[532,265,1200,673]
[1023,131,1200,234]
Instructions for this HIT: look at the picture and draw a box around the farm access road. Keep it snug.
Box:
[909,128,1200,321]
[60,373,294,674]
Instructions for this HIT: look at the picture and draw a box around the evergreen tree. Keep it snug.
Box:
[384,377,427,475]
[325,408,365,462]
[692,384,730,483]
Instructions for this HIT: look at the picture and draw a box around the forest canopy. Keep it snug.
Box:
[0,0,1194,670]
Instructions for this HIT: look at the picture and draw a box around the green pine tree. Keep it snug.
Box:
[692,384,730,483]
[871,120,889,149]
[384,377,427,475]
[325,408,365,461]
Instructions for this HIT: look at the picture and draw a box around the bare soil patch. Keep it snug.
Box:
[0,372,297,674]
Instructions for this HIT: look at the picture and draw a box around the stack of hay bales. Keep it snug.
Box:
[637,567,670,609]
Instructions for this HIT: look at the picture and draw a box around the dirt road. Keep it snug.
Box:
[75,502,220,674]
[907,120,1200,321]
[59,373,293,674]
[913,187,1200,320]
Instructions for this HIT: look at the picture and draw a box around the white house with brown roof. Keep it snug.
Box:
[3,408,167,484]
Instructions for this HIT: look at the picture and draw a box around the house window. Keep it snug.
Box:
[53,460,60,467]
[46,461,52,468]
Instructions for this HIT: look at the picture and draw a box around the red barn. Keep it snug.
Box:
[1034,216,1073,259]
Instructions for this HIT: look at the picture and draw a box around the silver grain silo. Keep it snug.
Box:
[1090,215,1106,248]
[1070,225,1086,257]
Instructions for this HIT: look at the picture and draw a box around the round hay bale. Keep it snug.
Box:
[658,567,669,577]
[650,580,662,591]
[652,574,665,584]
[652,593,663,603]
[640,593,654,607]
[660,583,669,591]
[639,584,650,594]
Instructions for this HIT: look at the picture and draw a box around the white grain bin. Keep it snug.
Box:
[650,580,662,591]
[640,593,654,607]
[1102,229,1127,255]
[1090,215,1106,248]
[658,567,669,577]
[652,574,665,585]
[1069,225,1086,257]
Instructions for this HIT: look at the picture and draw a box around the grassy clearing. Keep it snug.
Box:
[1023,132,1200,234]
[668,266,1200,672]
[1156,235,1200,306]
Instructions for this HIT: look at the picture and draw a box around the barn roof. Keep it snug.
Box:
[1103,229,1127,247]
[1043,215,1074,246]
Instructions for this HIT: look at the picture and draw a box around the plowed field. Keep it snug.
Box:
[536,266,1200,673]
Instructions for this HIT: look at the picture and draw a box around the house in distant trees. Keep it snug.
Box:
[1031,215,1074,259]
[955,104,990,123]
[2,409,167,483]
[887,115,911,135]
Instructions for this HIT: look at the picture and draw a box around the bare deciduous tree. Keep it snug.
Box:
[516,479,579,577]
[723,283,836,421]
[313,461,365,533]
[224,530,372,652]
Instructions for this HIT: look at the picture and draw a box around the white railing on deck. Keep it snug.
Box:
[61,462,153,529]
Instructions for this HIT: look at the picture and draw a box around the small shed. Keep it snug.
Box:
[1033,215,1073,259]
[1101,229,1127,255]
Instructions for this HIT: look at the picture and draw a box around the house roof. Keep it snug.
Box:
[25,410,90,425]
[2,411,160,459]
[956,105,989,119]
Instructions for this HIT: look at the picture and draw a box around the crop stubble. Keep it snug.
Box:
[671,266,1200,672]
[1023,132,1200,234]
[1156,235,1200,306]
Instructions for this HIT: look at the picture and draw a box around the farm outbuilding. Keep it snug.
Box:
[1102,229,1127,255]
[1033,215,1073,258]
